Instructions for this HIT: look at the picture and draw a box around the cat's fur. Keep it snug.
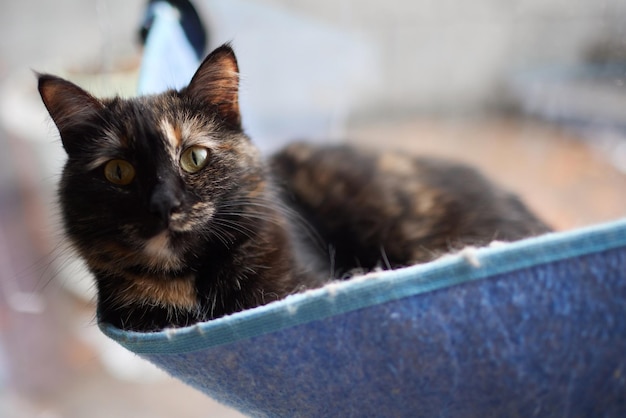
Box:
[38,44,550,332]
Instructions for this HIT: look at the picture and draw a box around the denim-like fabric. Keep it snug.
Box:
[101,218,626,417]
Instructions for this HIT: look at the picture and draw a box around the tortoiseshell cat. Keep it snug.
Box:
[38,45,550,332]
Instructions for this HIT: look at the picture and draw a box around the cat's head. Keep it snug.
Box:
[38,45,265,273]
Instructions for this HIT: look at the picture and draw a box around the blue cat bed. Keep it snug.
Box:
[101,218,626,417]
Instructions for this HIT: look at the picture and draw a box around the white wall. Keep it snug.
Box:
[253,0,626,117]
[1,0,623,122]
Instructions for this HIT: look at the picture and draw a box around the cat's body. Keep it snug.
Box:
[272,143,550,277]
[39,45,550,331]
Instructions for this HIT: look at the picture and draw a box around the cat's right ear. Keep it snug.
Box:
[37,74,104,153]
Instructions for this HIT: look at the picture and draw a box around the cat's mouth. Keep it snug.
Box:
[142,208,203,236]
[131,218,186,261]
[129,202,216,268]
[143,230,176,259]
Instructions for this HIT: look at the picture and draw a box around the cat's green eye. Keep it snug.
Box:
[104,159,135,185]
[180,146,210,173]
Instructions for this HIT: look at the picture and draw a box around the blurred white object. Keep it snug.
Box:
[137,1,200,95]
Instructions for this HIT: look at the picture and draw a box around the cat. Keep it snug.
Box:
[38,44,550,332]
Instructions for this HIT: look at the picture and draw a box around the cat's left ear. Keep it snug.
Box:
[185,44,241,129]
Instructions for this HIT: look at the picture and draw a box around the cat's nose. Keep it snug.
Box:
[149,184,182,224]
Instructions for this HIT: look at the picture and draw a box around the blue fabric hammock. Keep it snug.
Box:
[101,218,626,417]
[101,4,626,416]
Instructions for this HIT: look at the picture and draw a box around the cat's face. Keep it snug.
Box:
[39,45,263,273]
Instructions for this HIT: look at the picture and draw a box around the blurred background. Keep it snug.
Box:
[1,0,625,417]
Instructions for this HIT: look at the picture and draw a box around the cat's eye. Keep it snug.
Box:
[180,146,210,173]
[104,159,135,185]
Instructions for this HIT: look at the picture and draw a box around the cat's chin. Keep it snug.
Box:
[144,230,171,253]
[141,230,182,269]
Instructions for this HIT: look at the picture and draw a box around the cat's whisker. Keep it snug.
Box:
[210,218,258,241]
[231,196,328,250]
[380,245,392,271]
[218,199,315,232]
[202,224,233,247]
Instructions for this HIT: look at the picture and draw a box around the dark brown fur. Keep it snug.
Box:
[272,143,550,276]
[38,45,550,332]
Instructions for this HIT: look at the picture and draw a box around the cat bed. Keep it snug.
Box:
[101,218,626,417]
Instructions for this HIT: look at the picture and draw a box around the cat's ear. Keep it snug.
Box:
[185,44,241,129]
[37,74,104,153]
